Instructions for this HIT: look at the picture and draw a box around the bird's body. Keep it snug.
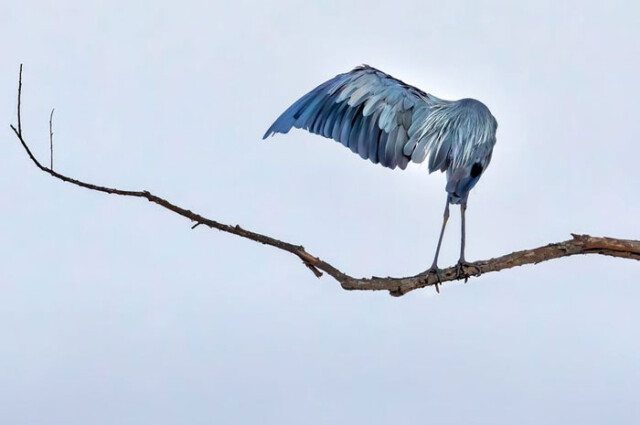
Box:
[264,65,498,286]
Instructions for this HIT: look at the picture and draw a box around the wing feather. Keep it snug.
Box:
[264,65,497,173]
[348,104,365,154]
[384,125,400,169]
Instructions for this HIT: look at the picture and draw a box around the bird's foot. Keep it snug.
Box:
[426,266,443,293]
[455,260,481,283]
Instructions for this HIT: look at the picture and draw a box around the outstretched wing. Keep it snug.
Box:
[263,65,456,171]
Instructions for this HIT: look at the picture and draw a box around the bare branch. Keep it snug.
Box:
[9,66,640,296]
[49,108,54,169]
[17,64,22,137]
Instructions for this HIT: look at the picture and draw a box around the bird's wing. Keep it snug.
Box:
[263,65,457,171]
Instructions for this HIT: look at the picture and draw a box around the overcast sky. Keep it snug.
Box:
[1,1,639,424]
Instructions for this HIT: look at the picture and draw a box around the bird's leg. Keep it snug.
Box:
[427,197,450,293]
[459,202,467,263]
[455,201,480,281]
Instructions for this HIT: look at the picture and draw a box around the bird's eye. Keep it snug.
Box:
[471,163,483,178]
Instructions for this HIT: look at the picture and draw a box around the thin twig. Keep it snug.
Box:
[9,65,640,296]
[49,108,55,170]
[17,64,22,136]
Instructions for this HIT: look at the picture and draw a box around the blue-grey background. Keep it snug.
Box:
[1,1,639,424]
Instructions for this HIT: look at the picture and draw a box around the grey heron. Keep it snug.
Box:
[264,65,498,287]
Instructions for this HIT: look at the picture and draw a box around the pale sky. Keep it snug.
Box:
[1,1,639,424]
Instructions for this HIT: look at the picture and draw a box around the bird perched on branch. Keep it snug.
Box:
[264,65,498,288]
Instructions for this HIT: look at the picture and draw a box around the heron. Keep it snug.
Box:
[263,65,498,287]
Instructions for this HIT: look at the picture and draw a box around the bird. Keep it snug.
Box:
[263,65,498,287]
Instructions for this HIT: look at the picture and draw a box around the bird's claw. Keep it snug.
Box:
[426,266,443,293]
[455,261,481,282]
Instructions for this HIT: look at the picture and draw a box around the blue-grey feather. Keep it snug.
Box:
[263,92,314,136]
[368,130,381,164]
[348,86,372,107]
[357,116,370,159]
[339,104,357,146]
[321,100,342,139]
[429,133,451,171]
[376,129,389,167]
[361,112,380,161]
[395,129,409,169]
[402,96,415,109]
[295,93,327,129]
[326,75,350,95]
[379,107,395,132]
[335,81,361,102]
[385,126,399,169]
[330,101,349,141]
[309,95,334,134]
[362,94,383,116]
[348,105,365,153]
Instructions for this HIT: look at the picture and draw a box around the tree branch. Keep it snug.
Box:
[9,66,640,296]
